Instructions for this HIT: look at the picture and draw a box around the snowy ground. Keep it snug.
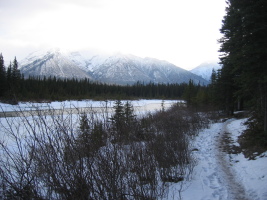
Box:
[167,118,267,200]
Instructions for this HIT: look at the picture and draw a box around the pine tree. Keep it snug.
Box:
[111,100,125,128]
[124,101,135,124]
[209,69,218,106]
[11,57,20,82]
[110,100,138,143]
[218,0,242,114]
[79,113,90,135]
[77,113,93,154]
[183,79,196,106]
[0,53,6,97]
[91,122,106,148]
[6,62,12,83]
[218,0,267,132]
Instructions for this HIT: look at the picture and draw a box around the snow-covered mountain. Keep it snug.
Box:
[19,49,209,85]
[19,49,93,79]
[190,61,222,82]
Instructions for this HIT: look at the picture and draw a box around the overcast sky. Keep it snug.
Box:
[0,0,226,70]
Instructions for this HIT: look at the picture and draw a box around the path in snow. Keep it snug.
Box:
[177,121,229,200]
[215,119,249,200]
[175,118,266,200]
[180,119,249,200]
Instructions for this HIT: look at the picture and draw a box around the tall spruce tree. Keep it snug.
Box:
[209,69,219,106]
[218,0,243,114]
[0,53,7,97]
[218,0,267,132]
[11,57,20,81]
[6,62,12,83]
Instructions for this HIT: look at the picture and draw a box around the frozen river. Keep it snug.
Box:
[0,99,183,117]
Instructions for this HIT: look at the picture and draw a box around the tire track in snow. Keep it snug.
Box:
[216,119,249,200]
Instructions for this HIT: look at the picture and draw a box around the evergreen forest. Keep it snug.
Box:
[0,53,211,105]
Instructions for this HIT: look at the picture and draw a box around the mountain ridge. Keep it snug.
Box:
[19,48,209,85]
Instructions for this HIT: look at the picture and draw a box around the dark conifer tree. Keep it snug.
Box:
[183,79,195,106]
[0,53,7,97]
[209,69,218,106]
[11,57,20,81]
[6,62,12,83]
[111,100,125,129]
[218,0,267,132]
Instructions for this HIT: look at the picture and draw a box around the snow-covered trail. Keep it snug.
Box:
[186,121,229,200]
[177,118,267,200]
[178,119,254,200]
[168,120,230,200]
[215,119,249,200]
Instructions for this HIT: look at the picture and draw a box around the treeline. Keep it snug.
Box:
[0,53,212,103]
[18,78,188,101]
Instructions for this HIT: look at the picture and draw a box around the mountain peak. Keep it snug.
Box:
[190,61,221,82]
[19,49,209,85]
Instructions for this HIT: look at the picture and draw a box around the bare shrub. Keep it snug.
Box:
[0,100,209,199]
[146,106,196,186]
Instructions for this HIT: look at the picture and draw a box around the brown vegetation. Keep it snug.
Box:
[0,101,210,199]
